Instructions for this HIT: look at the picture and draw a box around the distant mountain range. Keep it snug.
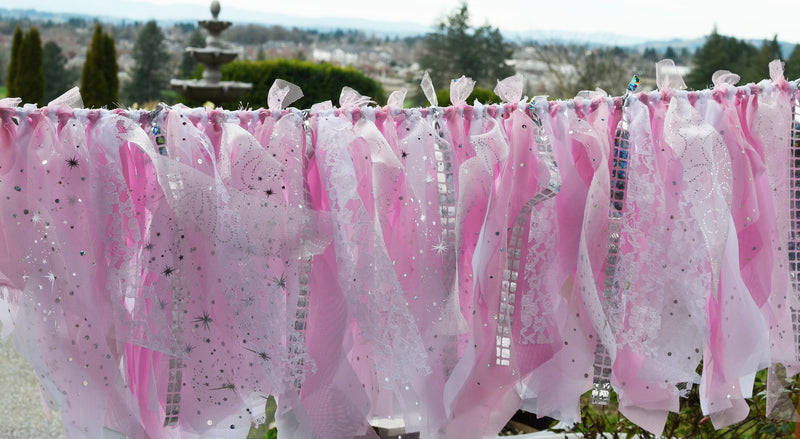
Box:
[1,2,798,56]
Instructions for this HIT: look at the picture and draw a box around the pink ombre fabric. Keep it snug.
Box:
[1,63,800,438]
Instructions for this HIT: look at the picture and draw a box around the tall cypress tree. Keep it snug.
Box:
[124,20,169,104]
[81,24,118,108]
[7,26,23,97]
[16,27,44,105]
[102,33,119,104]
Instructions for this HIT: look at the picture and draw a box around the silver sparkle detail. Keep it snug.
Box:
[494,104,561,367]
[591,108,632,405]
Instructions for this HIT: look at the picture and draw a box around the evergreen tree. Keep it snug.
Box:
[16,27,44,104]
[101,33,119,104]
[742,36,782,84]
[7,26,23,97]
[418,2,514,91]
[664,46,678,61]
[178,28,205,79]
[124,20,169,104]
[81,24,118,108]
[0,49,7,88]
[642,47,658,61]
[785,44,800,81]
[686,28,756,90]
[43,41,74,102]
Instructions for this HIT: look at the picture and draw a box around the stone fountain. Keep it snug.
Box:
[170,0,252,103]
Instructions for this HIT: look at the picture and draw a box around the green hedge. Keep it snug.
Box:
[435,86,499,106]
[410,86,500,107]
[213,59,386,109]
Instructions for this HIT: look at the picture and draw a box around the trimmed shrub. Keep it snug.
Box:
[16,27,44,105]
[214,59,386,109]
[434,86,499,106]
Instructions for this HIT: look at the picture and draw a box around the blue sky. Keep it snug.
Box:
[5,0,799,44]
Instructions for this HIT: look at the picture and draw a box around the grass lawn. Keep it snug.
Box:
[0,86,6,99]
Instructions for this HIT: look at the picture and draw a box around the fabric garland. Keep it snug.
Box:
[0,59,799,438]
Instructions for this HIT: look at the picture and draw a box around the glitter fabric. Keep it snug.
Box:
[0,61,799,438]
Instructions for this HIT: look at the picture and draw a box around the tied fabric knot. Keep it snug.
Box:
[768,59,790,92]
[575,88,608,100]
[656,59,687,92]
[449,75,476,106]
[712,70,740,88]
[339,87,374,110]
[711,71,739,102]
[0,99,21,175]
[494,73,524,104]
[387,88,407,109]
[46,86,84,111]
[267,79,304,111]
[420,71,438,107]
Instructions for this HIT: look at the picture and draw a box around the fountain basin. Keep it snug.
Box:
[170,79,252,103]
[186,47,239,66]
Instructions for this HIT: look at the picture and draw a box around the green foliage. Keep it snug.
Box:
[742,36,783,84]
[553,367,799,439]
[215,59,386,109]
[686,28,757,90]
[124,20,170,105]
[0,47,7,86]
[81,24,118,108]
[786,44,800,81]
[102,32,119,103]
[419,2,514,90]
[434,86,499,106]
[43,41,77,102]
[246,395,277,439]
[664,46,678,61]
[178,28,205,79]
[16,27,44,104]
[6,26,22,97]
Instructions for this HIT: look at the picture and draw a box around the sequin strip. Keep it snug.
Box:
[789,97,800,362]
[286,113,314,389]
[288,258,312,389]
[495,106,561,366]
[151,105,168,156]
[591,116,631,405]
[164,282,187,425]
[149,113,186,426]
[432,108,457,265]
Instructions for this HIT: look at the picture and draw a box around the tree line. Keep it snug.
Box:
[8,4,800,109]
[6,20,173,107]
[686,28,800,89]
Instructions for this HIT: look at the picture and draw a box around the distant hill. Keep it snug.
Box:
[2,2,798,56]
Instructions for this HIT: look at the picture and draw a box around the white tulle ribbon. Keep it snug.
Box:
[769,59,786,82]
[449,75,475,106]
[420,71,438,107]
[47,86,84,110]
[0,97,22,108]
[656,59,687,91]
[494,73,524,104]
[711,70,740,87]
[575,88,608,99]
[387,88,407,109]
[267,79,303,111]
[338,86,374,109]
